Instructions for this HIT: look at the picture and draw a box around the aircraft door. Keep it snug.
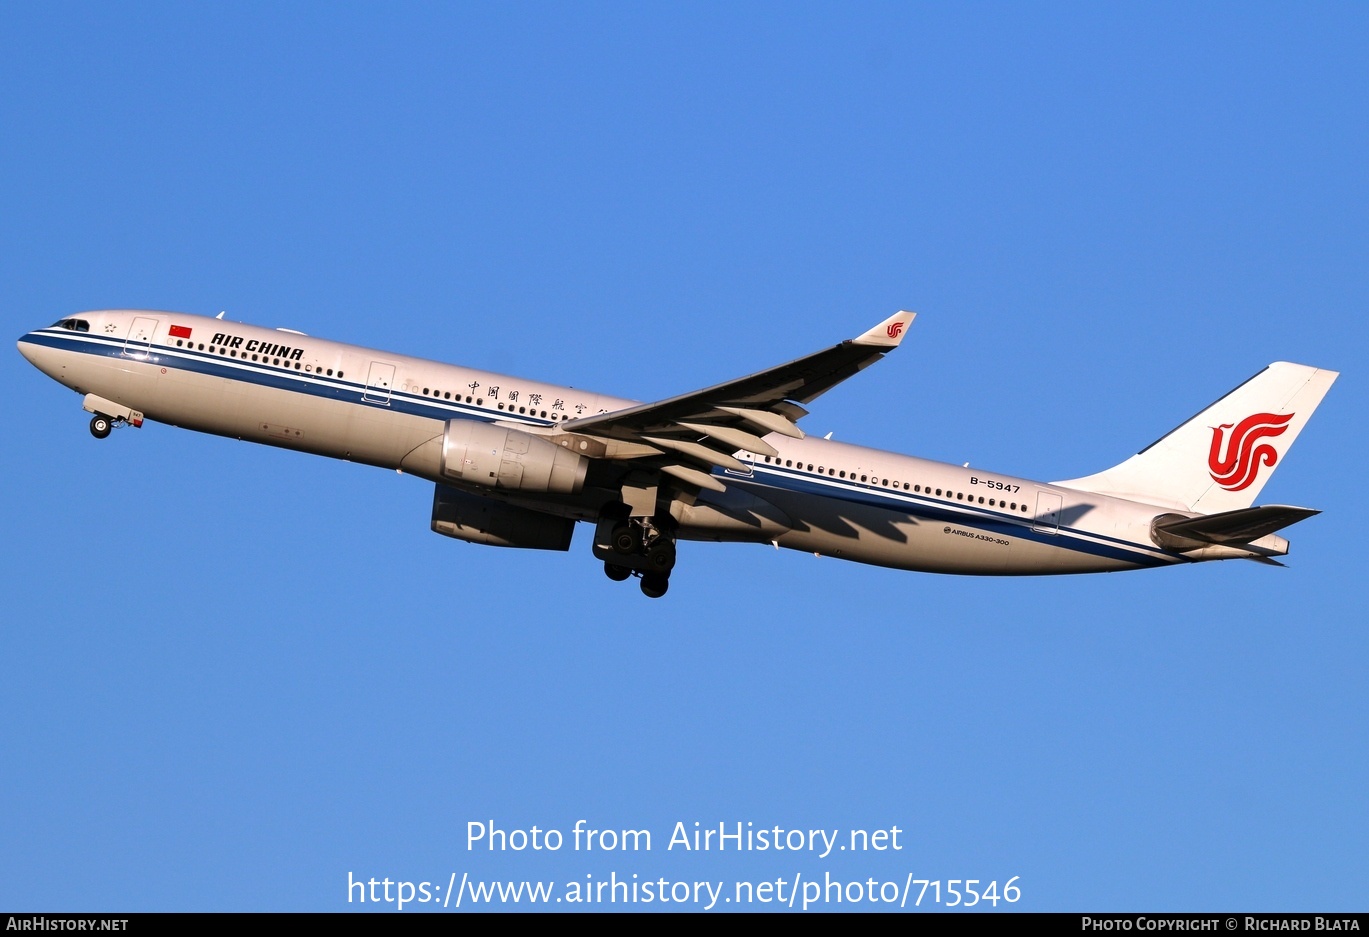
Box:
[1032,491,1063,534]
[364,361,396,403]
[123,316,158,359]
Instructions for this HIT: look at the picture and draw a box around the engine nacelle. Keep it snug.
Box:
[431,485,576,550]
[440,418,588,494]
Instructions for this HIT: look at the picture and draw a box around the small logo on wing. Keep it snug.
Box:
[1208,412,1295,491]
[886,321,904,339]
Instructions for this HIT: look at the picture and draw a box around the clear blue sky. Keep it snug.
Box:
[2,3,1365,912]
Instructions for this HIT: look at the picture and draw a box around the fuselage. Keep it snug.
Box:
[18,310,1190,575]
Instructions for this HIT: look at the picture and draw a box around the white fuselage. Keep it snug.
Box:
[18,310,1187,575]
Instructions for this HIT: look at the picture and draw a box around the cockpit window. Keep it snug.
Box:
[50,318,90,332]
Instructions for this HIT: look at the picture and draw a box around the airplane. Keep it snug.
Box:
[17,309,1337,598]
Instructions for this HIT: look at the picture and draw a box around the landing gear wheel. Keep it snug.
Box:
[611,524,638,555]
[640,573,669,599]
[603,562,632,582]
[89,415,112,439]
[645,541,677,573]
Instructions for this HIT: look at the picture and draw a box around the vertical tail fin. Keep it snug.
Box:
[1054,362,1338,513]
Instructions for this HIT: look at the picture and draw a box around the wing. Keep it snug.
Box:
[558,311,915,491]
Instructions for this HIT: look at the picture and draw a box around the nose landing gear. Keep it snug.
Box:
[82,396,143,439]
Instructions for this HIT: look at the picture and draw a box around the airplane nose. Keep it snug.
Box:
[17,332,62,379]
[17,334,39,365]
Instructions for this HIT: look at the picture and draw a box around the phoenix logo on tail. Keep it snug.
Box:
[1208,412,1295,491]
[886,322,904,339]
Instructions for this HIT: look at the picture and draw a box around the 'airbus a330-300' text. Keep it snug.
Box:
[18,310,1337,597]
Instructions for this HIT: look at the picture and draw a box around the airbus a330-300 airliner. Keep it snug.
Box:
[19,310,1337,597]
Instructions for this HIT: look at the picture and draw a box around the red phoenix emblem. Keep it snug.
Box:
[1207,412,1295,491]
[886,321,904,339]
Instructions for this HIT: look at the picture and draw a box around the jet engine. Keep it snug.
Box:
[440,418,588,494]
[431,484,575,550]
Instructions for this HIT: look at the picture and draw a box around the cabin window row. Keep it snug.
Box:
[172,336,573,417]
[173,338,344,377]
[759,455,1030,512]
[416,386,576,421]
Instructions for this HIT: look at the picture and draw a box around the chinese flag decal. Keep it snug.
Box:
[169,324,192,339]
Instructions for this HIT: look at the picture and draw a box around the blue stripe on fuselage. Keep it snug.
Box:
[20,328,553,428]
[23,329,1177,568]
[732,464,1172,566]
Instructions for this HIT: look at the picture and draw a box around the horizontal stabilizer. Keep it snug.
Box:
[1151,504,1319,551]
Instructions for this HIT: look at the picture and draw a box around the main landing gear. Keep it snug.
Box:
[594,508,678,599]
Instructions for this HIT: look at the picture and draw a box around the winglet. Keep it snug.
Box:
[852,310,916,348]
